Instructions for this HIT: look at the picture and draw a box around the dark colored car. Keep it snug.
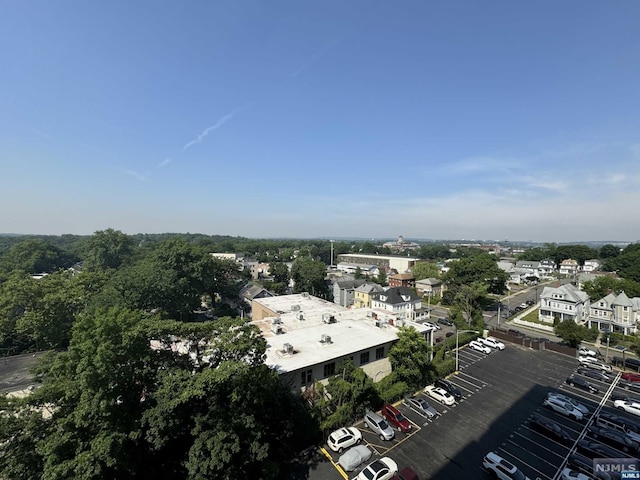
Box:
[576,439,621,459]
[434,378,462,401]
[576,367,611,382]
[530,413,572,444]
[566,376,599,394]
[381,404,412,433]
[611,393,640,404]
[437,317,453,327]
[612,357,640,371]
[588,425,640,453]
[445,331,454,338]
[619,379,640,394]
[391,467,419,480]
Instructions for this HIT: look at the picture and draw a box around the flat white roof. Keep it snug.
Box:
[252,294,430,374]
[338,253,421,261]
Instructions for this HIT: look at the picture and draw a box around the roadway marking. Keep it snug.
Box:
[319,447,349,480]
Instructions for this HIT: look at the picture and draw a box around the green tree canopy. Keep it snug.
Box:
[554,319,587,347]
[0,309,304,480]
[83,228,135,271]
[387,326,436,390]
[411,261,440,281]
[443,253,507,295]
[291,257,329,297]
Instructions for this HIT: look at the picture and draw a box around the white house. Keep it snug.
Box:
[588,291,640,335]
[538,283,590,325]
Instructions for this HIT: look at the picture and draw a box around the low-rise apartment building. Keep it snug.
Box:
[588,291,640,335]
[250,293,432,391]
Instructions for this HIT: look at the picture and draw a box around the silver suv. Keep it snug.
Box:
[543,396,584,421]
[363,410,395,441]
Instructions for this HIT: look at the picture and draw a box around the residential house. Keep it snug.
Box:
[387,272,415,288]
[332,279,367,307]
[371,286,428,322]
[353,283,385,308]
[559,259,579,277]
[415,278,442,298]
[514,260,540,281]
[588,291,640,335]
[538,259,557,277]
[582,259,601,273]
[538,283,590,325]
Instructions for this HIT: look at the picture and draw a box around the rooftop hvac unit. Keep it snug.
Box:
[271,323,283,334]
[271,317,282,325]
[301,292,309,298]
[291,304,300,311]
[282,343,294,354]
[320,334,332,344]
[322,314,336,324]
[375,319,383,328]
[296,312,305,320]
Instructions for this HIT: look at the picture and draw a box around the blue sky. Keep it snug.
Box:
[2,1,639,242]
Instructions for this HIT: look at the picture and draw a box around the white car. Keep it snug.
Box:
[546,393,590,416]
[422,321,441,330]
[483,452,533,480]
[424,385,456,406]
[578,346,597,357]
[357,457,398,480]
[614,400,640,417]
[479,336,505,350]
[543,396,584,421]
[468,340,492,354]
[326,427,362,453]
[560,467,590,480]
[578,356,612,372]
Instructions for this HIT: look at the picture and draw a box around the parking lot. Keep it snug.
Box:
[298,343,640,480]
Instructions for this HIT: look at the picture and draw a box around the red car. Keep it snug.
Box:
[381,404,412,433]
[392,467,420,480]
[622,372,640,383]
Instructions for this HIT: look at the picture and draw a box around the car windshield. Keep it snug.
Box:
[379,420,389,430]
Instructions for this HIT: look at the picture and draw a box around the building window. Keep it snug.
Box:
[300,369,312,386]
[376,346,385,359]
[360,351,370,365]
[323,362,336,378]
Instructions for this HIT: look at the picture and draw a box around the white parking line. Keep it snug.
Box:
[512,429,567,461]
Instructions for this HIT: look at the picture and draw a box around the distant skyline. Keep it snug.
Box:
[2,2,639,243]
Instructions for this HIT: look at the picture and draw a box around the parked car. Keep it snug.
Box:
[611,393,640,404]
[622,372,640,383]
[579,357,612,372]
[543,395,584,421]
[438,317,453,327]
[614,400,640,417]
[588,425,640,453]
[445,331,454,338]
[381,404,412,433]
[338,445,372,472]
[620,379,640,394]
[545,392,589,416]
[576,439,621,459]
[519,303,528,309]
[576,367,610,382]
[468,340,492,354]
[424,385,455,406]
[363,411,395,441]
[566,454,595,477]
[566,376,599,394]
[596,411,640,442]
[327,427,362,453]
[479,336,505,351]
[357,457,398,480]
[529,413,572,444]
[482,452,532,480]
[435,378,463,401]
[403,395,438,419]
[422,322,439,331]
[391,467,419,480]
[560,467,590,480]
[578,346,597,357]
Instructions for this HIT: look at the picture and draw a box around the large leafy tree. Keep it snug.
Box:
[554,319,588,347]
[83,228,135,271]
[411,261,440,281]
[603,243,640,282]
[581,275,640,301]
[387,326,436,390]
[291,257,329,297]
[0,239,76,279]
[0,309,302,480]
[444,252,507,295]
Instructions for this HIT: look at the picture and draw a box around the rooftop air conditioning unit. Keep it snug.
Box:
[296,312,305,320]
[301,292,309,298]
[271,323,283,335]
[323,314,336,324]
[320,334,332,344]
[374,319,382,328]
[271,317,282,325]
[291,304,300,311]
[283,343,294,354]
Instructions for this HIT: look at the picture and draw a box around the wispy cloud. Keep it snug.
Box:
[183,107,244,151]
[118,168,148,182]
[157,158,172,168]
